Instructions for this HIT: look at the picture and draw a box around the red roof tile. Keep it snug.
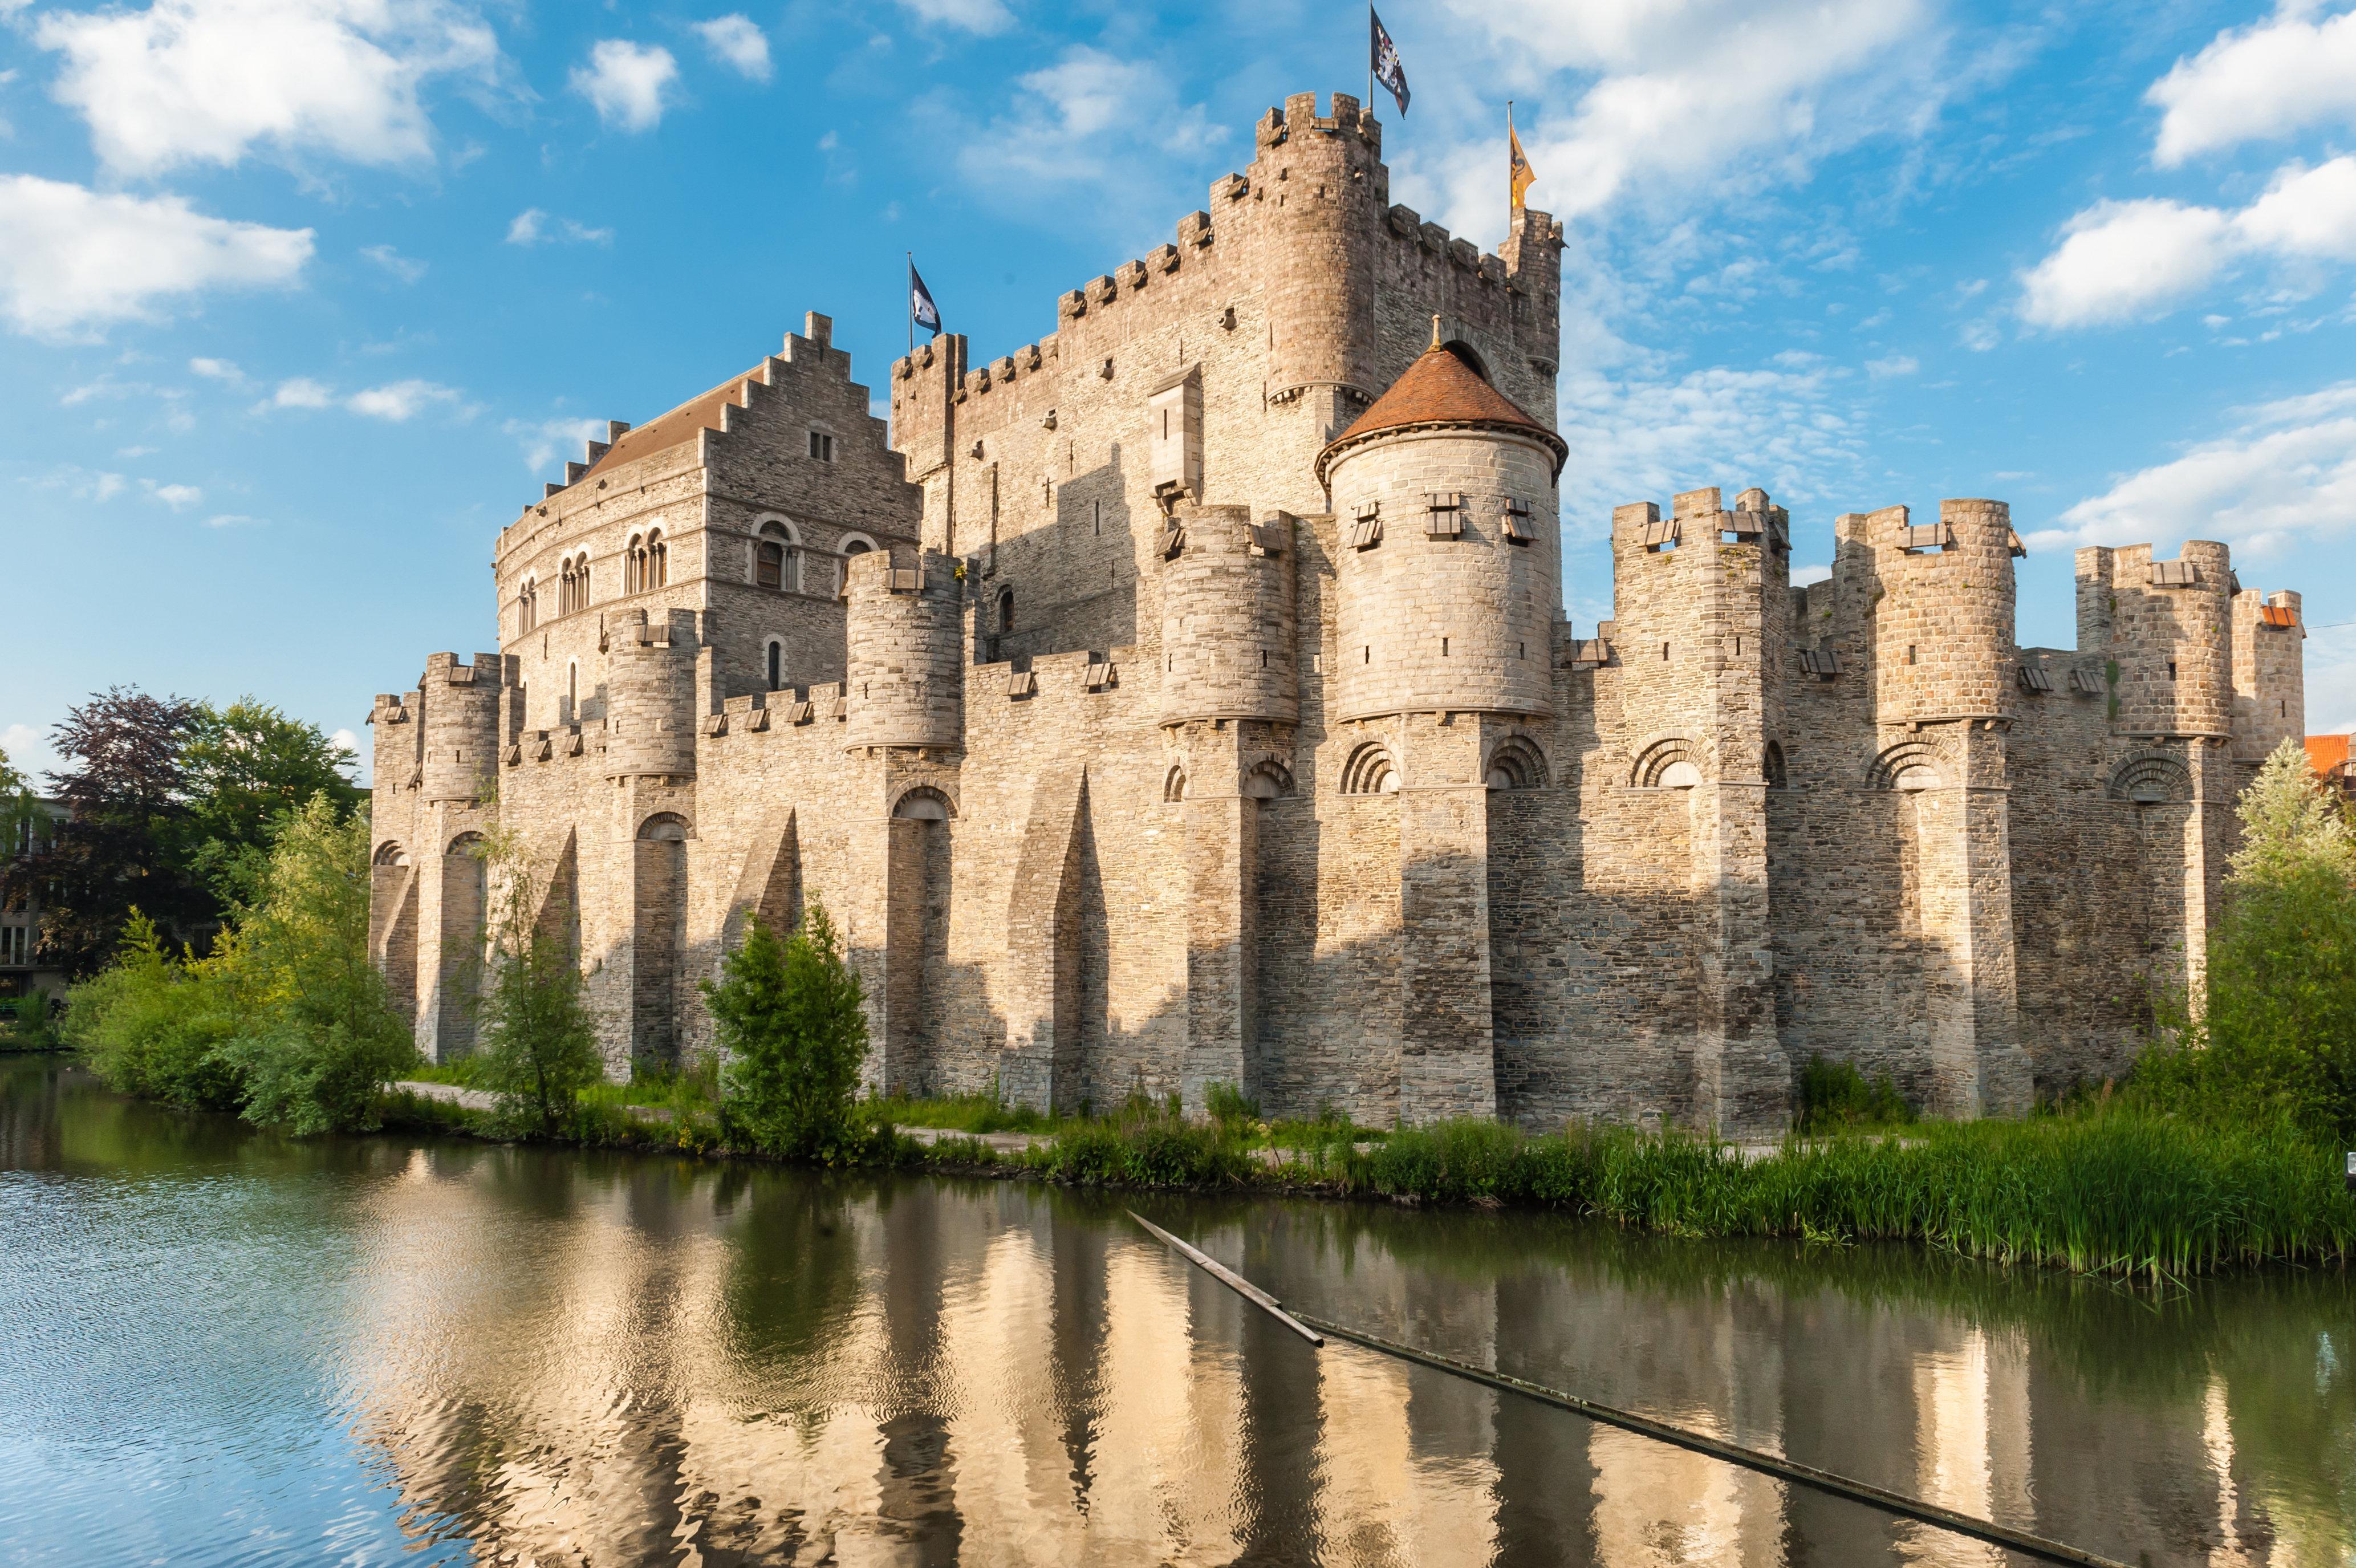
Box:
[2309,734,2350,776]
[1317,342,1566,485]
[579,369,758,482]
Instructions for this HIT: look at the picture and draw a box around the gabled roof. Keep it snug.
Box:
[580,369,758,482]
[1315,336,1567,486]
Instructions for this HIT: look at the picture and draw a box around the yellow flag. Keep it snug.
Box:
[1509,119,1536,210]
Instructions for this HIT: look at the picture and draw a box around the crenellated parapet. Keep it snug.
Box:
[2077,540,2235,739]
[1861,499,2019,727]
[604,609,701,779]
[1158,503,1298,727]
[845,549,964,752]
[417,652,511,802]
[2232,586,2305,761]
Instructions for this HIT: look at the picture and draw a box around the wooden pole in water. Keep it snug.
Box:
[1124,1213,2131,1568]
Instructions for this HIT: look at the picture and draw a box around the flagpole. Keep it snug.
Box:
[906,251,913,357]
[1507,101,1514,228]
[1367,3,1374,123]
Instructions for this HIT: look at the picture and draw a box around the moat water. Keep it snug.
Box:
[1,1057,2349,1567]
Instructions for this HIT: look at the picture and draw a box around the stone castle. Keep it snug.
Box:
[366,91,2306,1136]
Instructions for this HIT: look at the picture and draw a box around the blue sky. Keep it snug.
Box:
[5,0,2355,787]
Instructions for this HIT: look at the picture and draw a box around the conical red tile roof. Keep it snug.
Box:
[1316,341,1566,486]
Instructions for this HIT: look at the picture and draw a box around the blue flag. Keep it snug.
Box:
[1371,7,1409,117]
[909,260,942,338]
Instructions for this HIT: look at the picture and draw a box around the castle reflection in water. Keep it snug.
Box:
[339,1148,2347,1566]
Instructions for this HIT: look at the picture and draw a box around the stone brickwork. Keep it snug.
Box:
[367,91,2305,1134]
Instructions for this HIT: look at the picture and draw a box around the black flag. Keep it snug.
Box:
[909,259,941,339]
[1371,7,1409,117]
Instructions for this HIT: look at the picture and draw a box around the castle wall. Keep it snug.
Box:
[368,88,2300,1131]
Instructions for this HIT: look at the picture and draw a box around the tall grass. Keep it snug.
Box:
[1334,1111,2352,1279]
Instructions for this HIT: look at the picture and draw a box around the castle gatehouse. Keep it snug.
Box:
[366,91,2305,1135]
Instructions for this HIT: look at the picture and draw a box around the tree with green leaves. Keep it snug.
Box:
[472,824,604,1136]
[2135,738,2356,1142]
[704,897,874,1160]
[181,698,364,902]
[2230,737,2355,887]
[214,795,414,1134]
[9,689,205,977]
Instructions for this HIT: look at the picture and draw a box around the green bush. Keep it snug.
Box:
[1796,1054,1918,1134]
[64,912,242,1111]
[213,798,413,1134]
[1,993,60,1051]
[470,826,605,1138]
[705,897,879,1161]
[68,798,412,1133]
[2131,738,2356,1143]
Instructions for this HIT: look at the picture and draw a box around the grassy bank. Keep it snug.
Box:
[375,1080,2352,1281]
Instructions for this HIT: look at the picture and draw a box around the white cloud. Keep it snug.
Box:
[1559,358,1866,541]
[1791,562,1834,586]
[2018,198,2236,328]
[505,208,612,246]
[0,724,59,786]
[2032,381,2356,559]
[188,355,241,381]
[204,512,262,527]
[694,15,770,82]
[2149,4,2356,168]
[329,726,360,758]
[36,0,499,177]
[2022,157,2356,328]
[1865,354,1918,379]
[0,175,312,338]
[895,0,1013,34]
[953,47,1224,222]
[1404,0,1943,237]
[265,376,334,409]
[359,243,427,282]
[2309,625,2356,735]
[145,480,203,510]
[572,39,677,132]
[2232,156,2356,261]
[347,379,461,420]
[90,472,125,502]
[502,413,605,472]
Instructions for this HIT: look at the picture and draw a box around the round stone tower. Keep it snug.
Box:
[605,609,697,778]
[2115,539,2234,738]
[419,652,505,802]
[1158,505,1298,726]
[1871,499,2018,725]
[846,549,964,750]
[1318,333,1566,724]
[1252,91,1383,406]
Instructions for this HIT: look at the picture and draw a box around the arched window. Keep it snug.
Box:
[836,534,874,598]
[765,638,783,691]
[648,529,667,588]
[1164,765,1188,802]
[1244,761,1295,799]
[637,812,690,842]
[1485,738,1547,790]
[1632,737,1699,789]
[566,659,579,721]
[1341,744,1399,795]
[518,576,537,633]
[624,534,643,594]
[755,521,798,593]
[891,786,954,820]
[997,587,1015,635]
[558,560,574,616]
